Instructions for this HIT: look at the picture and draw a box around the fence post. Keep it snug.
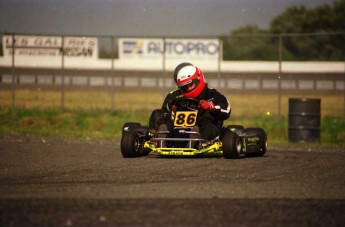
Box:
[278,35,282,117]
[217,38,222,89]
[111,36,115,112]
[61,36,65,111]
[162,37,167,99]
[11,33,16,109]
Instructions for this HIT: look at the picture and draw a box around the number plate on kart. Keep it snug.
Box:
[168,150,184,155]
[174,111,197,127]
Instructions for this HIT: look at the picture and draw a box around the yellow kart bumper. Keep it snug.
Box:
[144,140,223,156]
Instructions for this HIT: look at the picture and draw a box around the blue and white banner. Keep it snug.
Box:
[118,38,220,70]
[119,38,219,59]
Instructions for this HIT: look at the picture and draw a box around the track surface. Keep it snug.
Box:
[0,137,344,226]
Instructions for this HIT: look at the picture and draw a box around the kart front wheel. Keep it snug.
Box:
[222,131,242,159]
[121,131,145,158]
[122,122,141,134]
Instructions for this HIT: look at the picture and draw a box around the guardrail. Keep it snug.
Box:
[0,68,344,91]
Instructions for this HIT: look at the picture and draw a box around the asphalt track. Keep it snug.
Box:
[0,136,344,226]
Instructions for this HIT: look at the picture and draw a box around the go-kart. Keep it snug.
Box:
[121,98,267,159]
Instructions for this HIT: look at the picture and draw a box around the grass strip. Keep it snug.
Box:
[1,108,344,146]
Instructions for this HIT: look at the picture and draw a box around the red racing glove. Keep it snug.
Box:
[199,100,215,111]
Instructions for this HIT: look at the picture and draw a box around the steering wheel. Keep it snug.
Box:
[171,97,200,111]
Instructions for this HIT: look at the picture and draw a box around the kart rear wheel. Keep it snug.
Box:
[121,131,144,158]
[222,131,242,159]
[227,125,245,132]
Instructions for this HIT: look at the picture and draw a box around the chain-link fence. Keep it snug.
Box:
[0,32,344,116]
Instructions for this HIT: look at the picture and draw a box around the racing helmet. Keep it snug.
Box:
[173,62,206,98]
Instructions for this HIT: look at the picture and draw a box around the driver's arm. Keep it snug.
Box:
[212,92,231,120]
[161,90,180,113]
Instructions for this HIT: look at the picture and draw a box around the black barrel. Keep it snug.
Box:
[288,98,321,142]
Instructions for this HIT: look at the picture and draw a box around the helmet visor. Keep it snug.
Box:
[178,78,200,94]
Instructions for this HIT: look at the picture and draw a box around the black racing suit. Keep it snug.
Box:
[159,84,231,140]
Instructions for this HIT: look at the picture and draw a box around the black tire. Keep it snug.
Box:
[121,131,144,158]
[244,128,267,157]
[226,125,245,133]
[122,122,141,134]
[222,131,242,159]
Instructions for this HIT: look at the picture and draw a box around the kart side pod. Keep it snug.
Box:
[222,126,267,159]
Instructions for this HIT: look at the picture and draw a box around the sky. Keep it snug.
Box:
[0,0,336,37]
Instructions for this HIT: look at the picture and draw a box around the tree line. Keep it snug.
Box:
[223,0,345,61]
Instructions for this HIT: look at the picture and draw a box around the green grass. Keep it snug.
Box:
[0,108,142,140]
[1,89,344,146]
[1,108,344,146]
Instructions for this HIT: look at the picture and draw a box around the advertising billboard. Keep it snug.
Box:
[2,35,98,58]
[118,38,220,71]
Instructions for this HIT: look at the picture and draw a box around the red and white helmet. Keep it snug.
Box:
[173,62,206,98]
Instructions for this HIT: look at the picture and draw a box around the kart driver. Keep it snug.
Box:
[150,62,231,142]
